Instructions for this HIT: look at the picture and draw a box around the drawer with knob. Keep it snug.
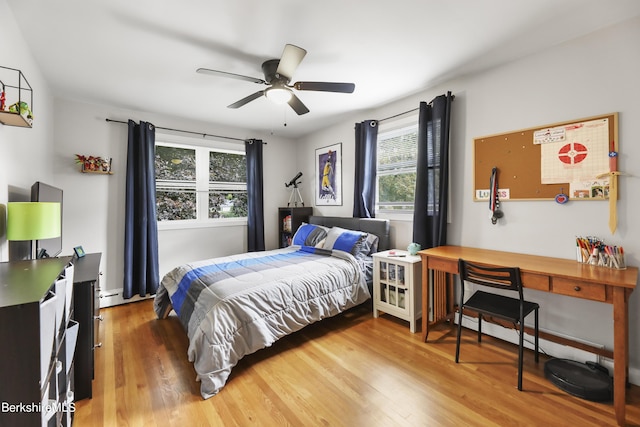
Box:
[552,277,606,302]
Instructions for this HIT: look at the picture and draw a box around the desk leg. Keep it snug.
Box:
[613,287,629,427]
[422,264,429,342]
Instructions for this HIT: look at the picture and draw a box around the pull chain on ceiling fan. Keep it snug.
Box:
[197,44,355,115]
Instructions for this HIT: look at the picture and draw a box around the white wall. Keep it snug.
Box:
[0,1,56,261]
[298,17,640,381]
[52,98,299,302]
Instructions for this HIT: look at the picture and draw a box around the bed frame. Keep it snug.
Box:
[308,216,391,252]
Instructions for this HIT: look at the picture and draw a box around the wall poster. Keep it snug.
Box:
[315,143,342,206]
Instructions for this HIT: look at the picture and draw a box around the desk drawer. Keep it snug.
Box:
[521,272,549,291]
[552,277,606,302]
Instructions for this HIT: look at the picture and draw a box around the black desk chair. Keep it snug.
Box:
[455,259,539,391]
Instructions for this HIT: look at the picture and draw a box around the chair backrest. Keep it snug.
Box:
[458,259,523,298]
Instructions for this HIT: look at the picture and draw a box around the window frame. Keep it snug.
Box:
[155,132,248,231]
[375,114,419,220]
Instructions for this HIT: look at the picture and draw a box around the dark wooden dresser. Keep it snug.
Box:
[72,253,102,401]
[0,257,76,426]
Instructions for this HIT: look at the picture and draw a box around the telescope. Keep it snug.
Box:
[285,172,304,206]
[285,172,303,188]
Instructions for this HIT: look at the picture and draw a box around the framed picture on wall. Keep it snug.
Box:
[315,143,342,206]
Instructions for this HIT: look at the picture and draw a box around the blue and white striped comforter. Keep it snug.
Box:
[154,245,370,398]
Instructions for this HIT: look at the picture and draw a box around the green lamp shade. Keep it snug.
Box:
[6,202,61,241]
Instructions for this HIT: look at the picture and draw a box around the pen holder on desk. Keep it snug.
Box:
[609,253,626,269]
[576,237,626,270]
[576,247,625,269]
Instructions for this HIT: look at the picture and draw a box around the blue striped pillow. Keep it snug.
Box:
[323,227,367,255]
[292,223,328,246]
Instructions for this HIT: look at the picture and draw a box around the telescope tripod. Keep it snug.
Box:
[287,186,304,207]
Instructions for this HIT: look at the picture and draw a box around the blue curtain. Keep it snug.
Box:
[246,139,265,251]
[412,92,453,249]
[353,120,378,218]
[123,120,160,299]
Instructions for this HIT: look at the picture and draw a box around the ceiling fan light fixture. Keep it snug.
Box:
[265,86,292,105]
[199,44,354,115]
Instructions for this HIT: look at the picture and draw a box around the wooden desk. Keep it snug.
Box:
[419,246,638,427]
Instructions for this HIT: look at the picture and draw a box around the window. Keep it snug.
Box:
[208,151,247,219]
[376,118,419,214]
[155,145,197,221]
[155,139,247,224]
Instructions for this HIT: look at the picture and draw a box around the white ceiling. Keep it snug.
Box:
[7,0,640,138]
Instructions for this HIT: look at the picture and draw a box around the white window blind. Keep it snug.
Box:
[376,119,419,213]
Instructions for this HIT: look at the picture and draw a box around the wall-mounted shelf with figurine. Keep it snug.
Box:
[0,66,34,128]
[81,169,113,175]
[76,155,113,174]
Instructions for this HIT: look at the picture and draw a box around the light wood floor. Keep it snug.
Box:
[75,299,640,427]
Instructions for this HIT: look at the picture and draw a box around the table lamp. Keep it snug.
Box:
[6,202,61,259]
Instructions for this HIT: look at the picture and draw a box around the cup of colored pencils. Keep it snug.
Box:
[575,236,625,269]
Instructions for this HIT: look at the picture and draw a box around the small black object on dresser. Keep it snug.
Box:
[72,253,102,401]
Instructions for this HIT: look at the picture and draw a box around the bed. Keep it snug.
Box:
[153,216,390,398]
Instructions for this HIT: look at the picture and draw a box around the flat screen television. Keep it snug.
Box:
[31,181,63,258]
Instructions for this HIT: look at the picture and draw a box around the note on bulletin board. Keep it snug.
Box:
[537,118,610,184]
[473,113,617,201]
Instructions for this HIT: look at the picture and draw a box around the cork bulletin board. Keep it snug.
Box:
[473,113,618,201]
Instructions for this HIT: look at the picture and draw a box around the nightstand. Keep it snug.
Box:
[372,250,422,333]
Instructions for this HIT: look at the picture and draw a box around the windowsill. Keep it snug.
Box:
[157,218,247,231]
[375,211,414,222]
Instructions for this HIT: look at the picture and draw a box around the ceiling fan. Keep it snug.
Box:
[196,44,355,115]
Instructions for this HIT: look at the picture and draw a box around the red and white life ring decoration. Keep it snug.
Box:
[558,142,588,165]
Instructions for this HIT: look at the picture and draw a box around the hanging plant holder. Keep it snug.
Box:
[0,66,34,128]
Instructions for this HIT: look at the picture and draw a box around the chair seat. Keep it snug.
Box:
[464,290,539,322]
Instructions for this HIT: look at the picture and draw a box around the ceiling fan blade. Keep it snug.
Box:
[276,44,307,81]
[287,93,310,115]
[197,68,266,85]
[293,81,355,93]
[227,91,265,109]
